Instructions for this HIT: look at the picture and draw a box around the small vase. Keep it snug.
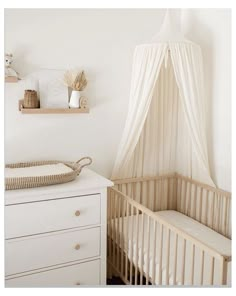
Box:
[69,90,81,108]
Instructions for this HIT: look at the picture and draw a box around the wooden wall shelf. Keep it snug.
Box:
[5,76,19,83]
[18,100,89,114]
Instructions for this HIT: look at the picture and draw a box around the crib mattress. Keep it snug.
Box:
[110,210,231,285]
[157,210,231,257]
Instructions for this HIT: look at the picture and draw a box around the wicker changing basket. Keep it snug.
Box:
[5,157,92,190]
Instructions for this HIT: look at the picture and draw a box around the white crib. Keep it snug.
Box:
[107,173,231,286]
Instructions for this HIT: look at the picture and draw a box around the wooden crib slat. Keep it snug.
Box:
[134,208,140,285]
[146,216,151,285]
[173,176,177,210]
[176,178,181,212]
[125,201,129,282]
[181,179,184,212]
[172,177,175,209]
[185,182,189,215]
[205,190,209,226]
[133,182,136,201]
[121,197,125,276]
[217,194,220,234]
[220,257,228,285]
[179,178,183,212]
[165,228,171,285]
[208,191,213,229]
[221,196,224,235]
[212,192,216,230]
[114,193,118,269]
[161,179,164,210]
[154,180,157,211]
[167,178,170,209]
[189,183,194,217]
[199,188,203,222]
[173,233,178,285]
[223,196,227,236]
[117,192,121,272]
[112,192,116,268]
[140,213,145,285]
[183,180,187,214]
[170,177,174,209]
[181,239,186,285]
[200,250,205,285]
[158,224,163,285]
[146,181,149,209]
[125,183,128,195]
[140,182,143,206]
[186,182,191,216]
[152,221,157,285]
[226,198,230,238]
[218,195,222,234]
[210,257,215,285]
[194,184,197,219]
[190,244,195,285]
[107,189,112,276]
[108,190,112,261]
[129,205,134,284]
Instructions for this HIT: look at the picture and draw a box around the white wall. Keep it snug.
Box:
[4,9,231,191]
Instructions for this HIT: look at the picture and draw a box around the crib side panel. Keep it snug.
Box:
[107,187,229,286]
[176,175,231,238]
[112,174,177,212]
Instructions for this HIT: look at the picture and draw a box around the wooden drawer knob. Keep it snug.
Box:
[75,282,80,285]
[75,210,80,216]
[75,244,80,250]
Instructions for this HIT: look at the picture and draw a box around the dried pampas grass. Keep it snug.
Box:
[63,69,87,91]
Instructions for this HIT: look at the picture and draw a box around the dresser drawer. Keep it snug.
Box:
[6,259,100,287]
[5,194,100,238]
[6,227,100,276]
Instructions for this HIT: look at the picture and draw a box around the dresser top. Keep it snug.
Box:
[5,168,113,205]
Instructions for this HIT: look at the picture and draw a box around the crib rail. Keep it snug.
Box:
[107,183,231,286]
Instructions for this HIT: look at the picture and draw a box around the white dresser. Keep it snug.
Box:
[5,168,113,287]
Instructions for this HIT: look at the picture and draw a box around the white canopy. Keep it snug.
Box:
[112,11,215,187]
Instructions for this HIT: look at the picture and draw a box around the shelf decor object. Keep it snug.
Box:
[5,157,92,190]
[18,100,89,114]
[5,53,20,83]
[63,69,88,108]
[23,90,40,109]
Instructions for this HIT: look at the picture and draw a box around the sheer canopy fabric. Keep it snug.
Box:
[112,42,215,187]
[112,43,168,173]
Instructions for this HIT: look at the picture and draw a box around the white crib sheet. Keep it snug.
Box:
[110,210,231,286]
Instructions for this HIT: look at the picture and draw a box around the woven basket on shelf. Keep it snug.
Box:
[23,90,40,108]
[5,157,92,190]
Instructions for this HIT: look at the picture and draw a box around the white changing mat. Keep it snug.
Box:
[5,163,73,178]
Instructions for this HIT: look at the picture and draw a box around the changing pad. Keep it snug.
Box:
[5,157,92,190]
[5,163,73,178]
